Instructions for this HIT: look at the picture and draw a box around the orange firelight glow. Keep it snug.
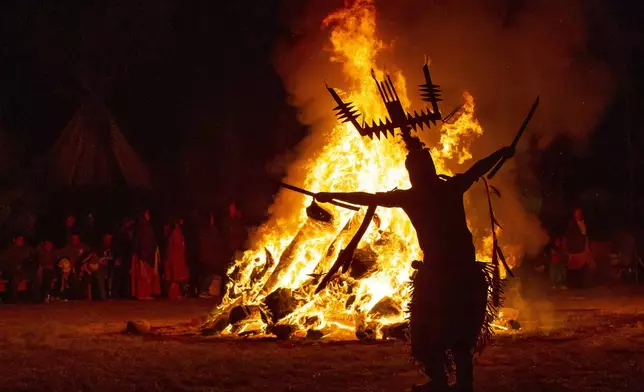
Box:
[206,0,512,339]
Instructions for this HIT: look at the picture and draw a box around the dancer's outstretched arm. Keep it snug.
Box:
[316,190,406,208]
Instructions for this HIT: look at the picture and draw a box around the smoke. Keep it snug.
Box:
[273,0,614,259]
[278,0,613,140]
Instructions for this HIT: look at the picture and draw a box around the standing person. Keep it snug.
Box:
[97,234,117,298]
[549,237,568,290]
[315,144,515,392]
[195,212,226,298]
[114,217,135,298]
[565,207,593,288]
[82,213,98,249]
[0,235,33,303]
[62,214,76,247]
[163,220,190,299]
[33,239,58,302]
[131,210,161,300]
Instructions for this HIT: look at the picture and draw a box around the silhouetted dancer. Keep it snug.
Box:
[316,144,515,392]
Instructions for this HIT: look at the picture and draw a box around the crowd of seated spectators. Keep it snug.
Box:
[0,204,246,304]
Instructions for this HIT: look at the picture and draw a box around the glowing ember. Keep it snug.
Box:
[206,0,512,339]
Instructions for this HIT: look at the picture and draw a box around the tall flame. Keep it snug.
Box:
[207,0,503,338]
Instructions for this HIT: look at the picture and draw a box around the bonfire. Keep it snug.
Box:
[203,0,518,340]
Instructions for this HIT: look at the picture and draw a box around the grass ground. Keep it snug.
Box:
[1,288,644,392]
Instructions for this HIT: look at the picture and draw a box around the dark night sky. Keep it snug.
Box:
[0,0,643,217]
[0,0,310,212]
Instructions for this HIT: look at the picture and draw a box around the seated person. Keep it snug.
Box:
[55,257,75,300]
[78,235,113,301]
[79,251,108,301]
[57,233,91,300]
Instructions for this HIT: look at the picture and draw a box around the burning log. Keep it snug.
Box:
[356,322,378,341]
[200,296,242,332]
[349,248,378,279]
[381,321,409,340]
[261,218,331,295]
[368,297,402,318]
[270,324,296,340]
[285,210,367,295]
[309,211,364,278]
[263,288,303,323]
[304,316,321,329]
[202,314,230,336]
[316,205,377,294]
[354,313,378,341]
[306,328,331,340]
[229,305,266,325]
[345,295,356,309]
[229,305,269,334]
[341,206,377,273]
[249,248,276,286]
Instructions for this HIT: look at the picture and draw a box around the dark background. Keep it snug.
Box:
[0,1,307,217]
[0,0,642,234]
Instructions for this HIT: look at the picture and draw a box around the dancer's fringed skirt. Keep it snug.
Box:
[408,261,501,372]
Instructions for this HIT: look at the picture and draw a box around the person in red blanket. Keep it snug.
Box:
[163,219,190,299]
[131,209,161,300]
[565,207,594,288]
